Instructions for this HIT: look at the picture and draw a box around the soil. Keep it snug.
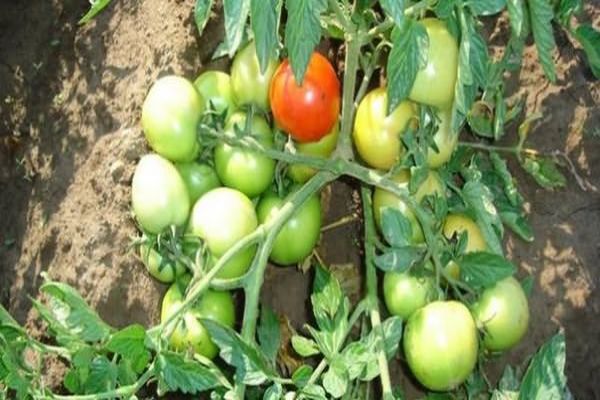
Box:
[0,0,599,398]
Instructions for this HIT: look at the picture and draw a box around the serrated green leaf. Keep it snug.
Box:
[574,24,600,79]
[0,305,19,327]
[469,26,489,89]
[500,211,534,242]
[555,0,582,28]
[519,332,567,399]
[520,156,566,189]
[155,351,222,394]
[322,357,348,398]
[79,0,113,24]
[263,382,283,400]
[462,180,504,254]
[368,316,403,360]
[224,0,250,56]
[257,304,280,364]
[529,0,557,82]
[507,0,525,37]
[434,0,457,19]
[201,318,277,385]
[117,358,137,386]
[387,19,429,112]
[301,383,327,399]
[458,251,516,289]
[467,0,507,16]
[284,0,327,83]
[194,0,214,37]
[106,324,146,357]
[499,364,521,390]
[311,265,343,329]
[466,369,488,398]
[83,356,118,394]
[380,207,413,247]
[251,0,280,73]
[380,0,405,26]
[490,152,523,206]
[374,246,424,273]
[292,364,314,388]
[291,335,320,357]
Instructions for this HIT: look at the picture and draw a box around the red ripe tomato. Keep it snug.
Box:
[269,52,340,143]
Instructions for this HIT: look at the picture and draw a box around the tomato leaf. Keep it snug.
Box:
[224,0,251,56]
[291,335,320,357]
[520,155,566,189]
[499,211,534,242]
[83,356,118,394]
[201,318,278,385]
[116,359,137,386]
[312,265,343,326]
[490,152,523,207]
[573,24,600,79]
[462,180,504,255]
[194,0,214,37]
[105,324,150,373]
[507,0,525,37]
[284,0,327,84]
[458,251,516,289]
[528,0,557,82]
[380,207,413,248]
[300,383,328,399]
[374,246,424,273]
[379,0,405,26]
[292,365,314,388]
[519,332,567,399]
[322,356,348,398]
[250,0,280,74]
[155,351,223,394]
[79,0,113,24]
[554,0,582,28]
[386,18,429,113]
[434,0,457,19]
[466,0,507,16]
[257,304,281,364]
[264,383,283,400]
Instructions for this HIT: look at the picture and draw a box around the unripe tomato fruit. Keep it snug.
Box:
[427,109,458,169]
[353,87,417,170]
[443,213,487,279]
[230,42,277,111]
[256,189,322,265]
[383,271,435,319]
[214,112,275,198]
[131,154,190,234]
[409,18,459,110]
[288,124,339,183]
[188,188,258,279]
[472,276,529,352]
[270,52,341,143]
[175,162,220,205]
[404,301,478,391]
[139,242,186,283]
[141,76,203,162]
[373,170,444,243]
[194,70,237,118]
[160,276,235,359]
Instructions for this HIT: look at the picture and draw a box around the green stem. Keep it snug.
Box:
[360,186,393,397]
[328,0,352,33]
[335,35,361,161]
[364,0,438,42]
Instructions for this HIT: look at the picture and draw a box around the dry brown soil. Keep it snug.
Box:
[0,1,599,398]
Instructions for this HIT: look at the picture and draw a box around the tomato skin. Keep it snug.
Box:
[383,272,435,319]
[443,213,487,279]
[257,189,322,265]
[160,276,235,359]
[269,52,341,143]
[194,70,236,118]
[353,88,417,170]
[472,277,529,352]
[403,300,479,391]
[409,18,459,110]
[288,124,339,183]
[214,112,275,198]
[142,76,203,162]
[427,109,458,169]
[131,154,190,234]
[188,188,258,279]
[373,170,444,243]
[139,243,186,283]
[230,42,277,111]
[175,162,220,205]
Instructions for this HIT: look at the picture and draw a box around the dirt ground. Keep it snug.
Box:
[0,1,599,398]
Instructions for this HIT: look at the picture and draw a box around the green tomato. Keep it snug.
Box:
[373,170,444,243]
[175,162,220,205]
[139,242,186,283]
[443,213,487,280]
[188,187,258,279]
[403,301,479,391]
[472,276,529,352]
[131,154,190,234]
[194,70,236,118]
[160,276,235,359]
[288,124,339,183]
[383,271,436,320]
[353,87,417,170]
[427,109,458,169]
[409,18,459,110]
[230,42,277,111]
[214,112,275,198]
[256,189,322,266]
[142,76,203,162]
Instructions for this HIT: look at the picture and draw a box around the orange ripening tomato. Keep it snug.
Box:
[269,52,341,143]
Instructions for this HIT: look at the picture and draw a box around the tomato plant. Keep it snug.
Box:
[139,242,186,283]
[288,124,339,183]
[214,112,275,198]
[427,109,458,168]
[141,75,202,162]
[383,271,435,320]
[131,154,190,234]
[256,188,321,265]
[194,70,237,118]
[175,162,220,205]
[403,301,479,391]
[270,52,341,142]
[230,42,277,111]
[352,87,416,170]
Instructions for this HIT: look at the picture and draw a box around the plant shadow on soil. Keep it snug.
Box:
[0,1,599,398]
